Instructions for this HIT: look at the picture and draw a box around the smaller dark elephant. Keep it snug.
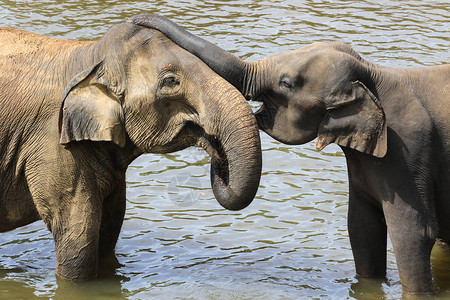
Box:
[133,15,450,295]
[0,18,262,280]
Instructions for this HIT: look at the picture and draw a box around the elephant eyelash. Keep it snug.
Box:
[161,75,180,87]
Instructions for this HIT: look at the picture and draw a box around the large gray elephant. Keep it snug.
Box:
[0,19,262,280]
[134,15,450,295]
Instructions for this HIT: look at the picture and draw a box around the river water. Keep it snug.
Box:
[0,1,448,299]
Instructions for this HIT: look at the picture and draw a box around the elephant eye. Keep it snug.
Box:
[159,74,181,96]
[162,75,180,88]
[279,77,294,90]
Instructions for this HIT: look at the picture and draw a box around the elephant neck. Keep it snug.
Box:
[116,137,144,169]
[367,64,412,105]
[94,137,143,172]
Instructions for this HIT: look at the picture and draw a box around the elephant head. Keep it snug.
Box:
[131,15,387,158]
[58,21,262,210]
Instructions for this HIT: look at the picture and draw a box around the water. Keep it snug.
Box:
[0,1,448,299]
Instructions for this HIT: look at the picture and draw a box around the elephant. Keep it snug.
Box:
[133,14,450,295]
[0,18,262,280]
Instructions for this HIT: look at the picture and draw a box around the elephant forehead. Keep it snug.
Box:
[128,50,183,81]
[272,50,335,81]
[127,57,159,83]
[127,31,211,77]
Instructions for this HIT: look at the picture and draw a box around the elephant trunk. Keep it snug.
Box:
[200,79,262,211]
[130,14,260,99]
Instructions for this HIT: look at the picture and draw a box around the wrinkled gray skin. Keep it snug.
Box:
[136,15,450,295]
[0,18,262,280]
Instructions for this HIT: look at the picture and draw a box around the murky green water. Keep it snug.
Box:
[0,1,448,299]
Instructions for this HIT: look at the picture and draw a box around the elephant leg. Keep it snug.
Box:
[348,187,387,277]
[51,196,102,280]
[98,183,126,257]
[383,196,436,295]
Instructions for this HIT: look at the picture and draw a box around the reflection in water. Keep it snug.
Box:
[53,254,126,300]
[0,1,448,299]
[349,276,387,300]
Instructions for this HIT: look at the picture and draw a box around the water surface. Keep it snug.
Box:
[0,1,449,299]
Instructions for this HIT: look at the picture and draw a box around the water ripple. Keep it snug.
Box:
[0,0,448,299]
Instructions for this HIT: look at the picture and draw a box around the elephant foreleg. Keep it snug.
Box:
[51,196,102,280]
[348,188,387,278]
[98,183,126,257]
[383,196,436,295]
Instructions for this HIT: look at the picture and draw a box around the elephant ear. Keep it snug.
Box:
[59,62,126,147]
[316,80,387,158]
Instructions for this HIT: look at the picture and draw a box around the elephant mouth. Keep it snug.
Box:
[254,102,273,132]
[149,120,230,189]
[254,101,266,114]
[198,133,229,187]
[183,121,230,187]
